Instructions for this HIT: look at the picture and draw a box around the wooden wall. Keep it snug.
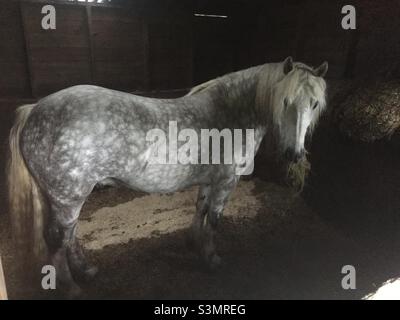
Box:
[194,16,233,84]
[91,7,147,90]
[148,19,193,89]
[193,0,400,83]
[0,0,194,98]
[0,0,399,98]
[0,2,30,97]
[352,0,400,79]
[21,2,92,96]
[248,0,400,79]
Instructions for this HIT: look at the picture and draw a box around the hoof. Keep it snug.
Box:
[77,265,99,283]
[185,232,196,249]
[65,283,83,300]
[204,253,222,271]
[83,265,98,280]
[186,231,202,253]
[70,264,99,283]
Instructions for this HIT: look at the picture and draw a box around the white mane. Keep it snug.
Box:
[187,60,327,136]
[186,78,220,96]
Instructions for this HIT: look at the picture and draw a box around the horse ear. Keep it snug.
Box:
[314,61,328,77]
[283,56,294,75]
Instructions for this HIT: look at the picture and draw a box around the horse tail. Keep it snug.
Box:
[7,104,47,269]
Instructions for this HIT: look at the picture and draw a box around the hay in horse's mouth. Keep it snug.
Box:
[285,157,311,193]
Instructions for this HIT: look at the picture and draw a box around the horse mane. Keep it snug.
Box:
[186,78,221,96]
[255,63,283,120]
[187,61,327,134]
[186,64,266,97]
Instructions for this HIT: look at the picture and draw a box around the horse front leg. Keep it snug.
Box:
[189,184,211,251]
[200,175,239,269]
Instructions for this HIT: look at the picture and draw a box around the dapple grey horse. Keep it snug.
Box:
[8,57,328,296]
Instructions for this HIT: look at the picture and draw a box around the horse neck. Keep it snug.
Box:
[219,66,262,113]
[184,63,284,148]
[218,64,283,137]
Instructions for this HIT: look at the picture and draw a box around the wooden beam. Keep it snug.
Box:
[142,19,150,91]
[19,1,35,98]
[0,256,8,300]
[20,0,122,9]
[294,0,309,61]
[85,5,96,84]
[343,29,361,78]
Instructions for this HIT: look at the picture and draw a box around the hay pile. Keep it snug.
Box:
[334,81,400,142]
[285,157,311,193]
[254,137,311,193]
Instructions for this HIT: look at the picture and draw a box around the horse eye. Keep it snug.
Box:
[312,102,318,110]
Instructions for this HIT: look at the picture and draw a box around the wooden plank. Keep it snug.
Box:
[93,38,145,50]
[94,49,145,63]
[20,2,35,98]
[90,7,147,90]
[343,29,360,78]
[0,255,7,300]
[92,24,145,50]
[91,20,144,35]
[94,61,145,73]
[21,2,93,96]
[21,2,87,24]
[28,33,89,48]
[142,21,150,90]
[0,1,31,97]
[0,45,29,61]
[86,5,95,83]
[91,6,142,23]
[24,17,87,33]
[32,61,91,78]
[29,47,90,62]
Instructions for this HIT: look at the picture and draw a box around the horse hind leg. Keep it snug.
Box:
[45,206,81,298]
[45,198,96,298]
[67,226,98,282]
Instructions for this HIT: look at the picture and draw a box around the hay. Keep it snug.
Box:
[335,81,400,142]
[285,157,311,193]
[255,136,311,193]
